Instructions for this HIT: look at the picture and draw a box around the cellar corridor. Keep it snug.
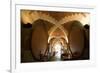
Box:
[21,10,90,63]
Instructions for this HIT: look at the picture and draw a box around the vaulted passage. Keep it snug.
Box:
[21,10,90,63]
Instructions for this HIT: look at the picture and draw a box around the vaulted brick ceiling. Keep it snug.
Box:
[29,10,88,21]
[21,10,90,25]
[21,10,90,37]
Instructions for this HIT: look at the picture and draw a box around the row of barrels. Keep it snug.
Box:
[21,20,89,62]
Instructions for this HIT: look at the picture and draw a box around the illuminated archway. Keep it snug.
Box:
[48,27,68,60]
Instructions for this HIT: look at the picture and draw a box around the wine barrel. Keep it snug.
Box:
[69,27,84,58]
[31,21,48,60]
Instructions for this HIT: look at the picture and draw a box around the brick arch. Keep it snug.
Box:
[30,12,68,38]
[59,13,89,25]
[30,11,57,25]
[48,26,68,43]
[32,18,68,43]
[48,13,88,32]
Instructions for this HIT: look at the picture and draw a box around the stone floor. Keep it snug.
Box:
[21,50,62,63]
[21,48,89,63]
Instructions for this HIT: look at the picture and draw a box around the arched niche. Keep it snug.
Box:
[48,28,68,60]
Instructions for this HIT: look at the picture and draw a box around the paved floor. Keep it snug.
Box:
[21,50,62,62]
[21,48,89,63]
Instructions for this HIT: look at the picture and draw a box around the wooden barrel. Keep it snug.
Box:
[69,27,84,58]
[31,20,48,60]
